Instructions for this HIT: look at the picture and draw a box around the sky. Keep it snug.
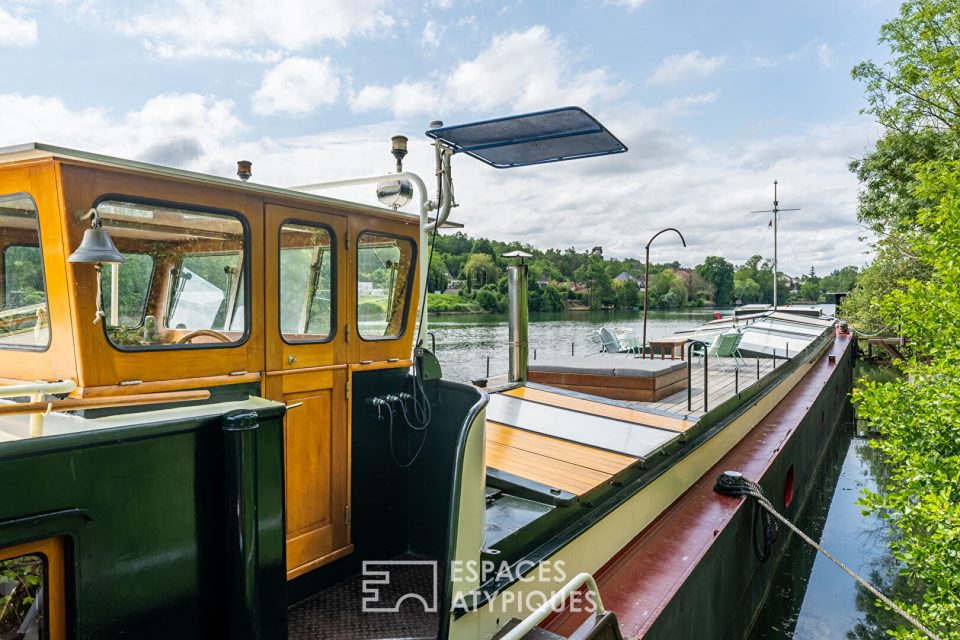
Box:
[0,0,901,273]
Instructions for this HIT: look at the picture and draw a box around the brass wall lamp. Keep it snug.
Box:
[68,208,126,323]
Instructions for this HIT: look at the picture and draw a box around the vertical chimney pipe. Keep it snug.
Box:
[507,263,529,383]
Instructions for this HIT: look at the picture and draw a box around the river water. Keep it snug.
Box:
[429,312,898,639]
[749,431,900,639]
[427,308,726,383]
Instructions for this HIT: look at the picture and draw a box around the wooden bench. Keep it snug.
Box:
[527,356,687,402]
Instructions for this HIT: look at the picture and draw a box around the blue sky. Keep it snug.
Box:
[0,0,900,272]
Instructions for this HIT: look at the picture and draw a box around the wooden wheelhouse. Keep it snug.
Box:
[0,144,475,639]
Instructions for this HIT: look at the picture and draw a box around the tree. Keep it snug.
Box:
[855,161,960,639]
[799,279,821,302]
[574,252,614,309]
[852,0,960,136]
[427,252,450,293]
[848,2,960,635]
[463,253,499,287]
[648,270,687,309]
[819,266,859,294]
[696,256,735,306]
[614,279,641,309]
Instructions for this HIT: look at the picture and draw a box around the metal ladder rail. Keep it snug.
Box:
[498,572,606,640]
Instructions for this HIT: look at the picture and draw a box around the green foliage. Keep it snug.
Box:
[820,265,860,294]
[2,245,45,307]
[357,300,386,319]
[855,161,960,639]
[427,251,450,293]
[426,293,480,313]
[798,279,821,302]
[849,4,960,632]
[614,279,641,309]
[463,253,499,287]
[0,555,44,634]
[474,288,503,313]
[848,129,958,235]
[852,0,960,136]
[696,256,735,305]
[648,269,687,308]
[574,251,614,309]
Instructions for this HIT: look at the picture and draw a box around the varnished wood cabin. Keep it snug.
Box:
[0,143,431,596]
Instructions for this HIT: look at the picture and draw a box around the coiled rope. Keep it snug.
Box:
[714,471,943,640]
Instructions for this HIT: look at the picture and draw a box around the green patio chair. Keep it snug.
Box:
[710,331,746,371]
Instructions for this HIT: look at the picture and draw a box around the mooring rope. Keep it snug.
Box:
[714,471,943,640]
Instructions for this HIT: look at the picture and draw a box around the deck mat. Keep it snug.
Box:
[288,560,438,639]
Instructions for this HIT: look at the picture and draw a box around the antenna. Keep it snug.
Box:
[751,180,800,310]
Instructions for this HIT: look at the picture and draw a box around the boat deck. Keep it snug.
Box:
[643,356,779,416]
[483,355,782,496]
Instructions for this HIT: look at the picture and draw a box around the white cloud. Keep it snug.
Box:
[604,0,648,9]
[352,26,623,118]
[0,88,872,274]
[647,50,726,86]
[117,0,394,57]
[421,20,441,49]
[252,57,341,116]
[816,42,834,67]
[752,38,835,69]
[350,82,435,119]
[0,6,37,47]
[0,92,243,171]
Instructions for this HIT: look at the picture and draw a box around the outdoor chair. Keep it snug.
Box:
[598,327,640,354]
[693,331,745,371]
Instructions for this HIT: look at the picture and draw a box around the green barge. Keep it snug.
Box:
[0,109,853,639]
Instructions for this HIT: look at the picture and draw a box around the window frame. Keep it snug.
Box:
[101,252,156,330]
[277,217,338,346]
[0,192,50,353]
[355,229,417,343]
[0,537,66,640]
[93,194,252,353]
[165,250,244,333]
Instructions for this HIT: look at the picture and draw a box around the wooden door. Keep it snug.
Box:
[263,204,352,579]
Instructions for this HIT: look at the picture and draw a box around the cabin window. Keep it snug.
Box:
[100,253,155,327]
[279,221,334,342]
[0,552,49,638]
[95,199,248,349]
[0,538,64,640]
[0,194,49,350]
[356,231,416,340]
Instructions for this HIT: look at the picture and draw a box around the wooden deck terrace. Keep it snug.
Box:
[479,354,782,497]
[485,353,781,421]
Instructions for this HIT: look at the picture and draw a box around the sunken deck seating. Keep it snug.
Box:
[527,355,687,402]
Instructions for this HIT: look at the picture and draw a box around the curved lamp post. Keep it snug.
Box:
[642,228,686,359]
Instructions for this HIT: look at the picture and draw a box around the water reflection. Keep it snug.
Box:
[428,308,725,382]
[750,428,912,639]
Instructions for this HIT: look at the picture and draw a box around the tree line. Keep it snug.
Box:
[426,231,859,314]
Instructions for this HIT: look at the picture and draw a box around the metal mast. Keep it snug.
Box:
[751,180,800,310]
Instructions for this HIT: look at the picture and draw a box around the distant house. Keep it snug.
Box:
[442,279,465,296]
[614,272,639,284]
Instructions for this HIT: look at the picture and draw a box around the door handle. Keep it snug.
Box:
[285,402,303,410]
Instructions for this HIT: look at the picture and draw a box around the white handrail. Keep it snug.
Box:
[498,572,606,640]
[0,379,77,399]
[0,380,77,438]
[290,163,453,350]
